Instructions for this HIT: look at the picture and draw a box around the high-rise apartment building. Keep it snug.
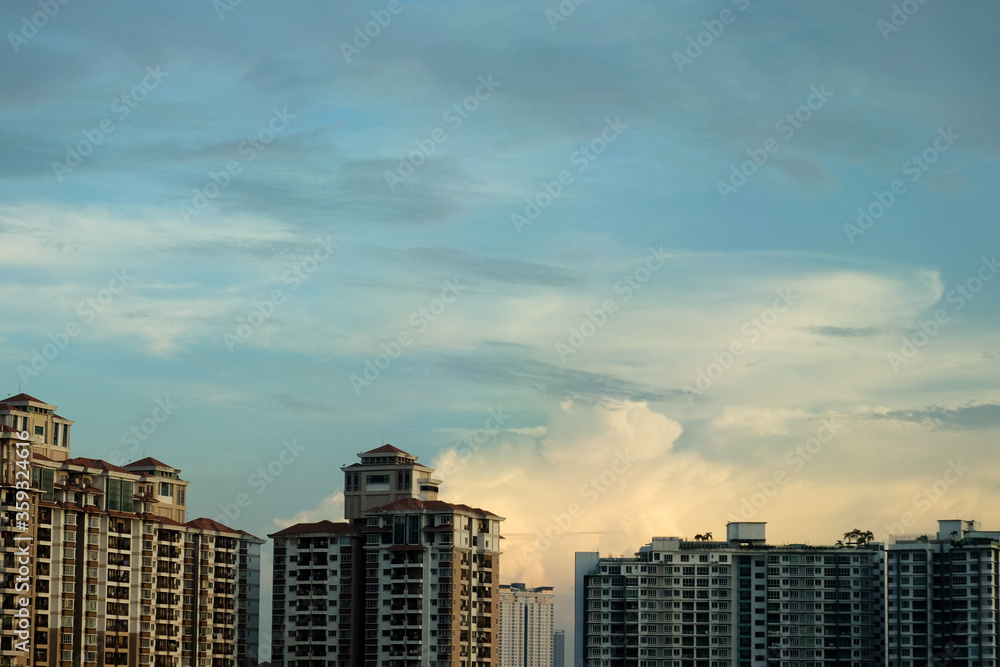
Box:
[498,583,553,667]
[0,394,263,667]
[577,519,1000,667]
[553,630,566,667]
[887,519,1000,667]
[270,444,504,667]
[575,522,886,667]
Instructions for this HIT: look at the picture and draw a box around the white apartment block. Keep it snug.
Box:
[575,522,885,667]
[577,519,1000,667]
[269,521,363,667]
[498,583,554,667]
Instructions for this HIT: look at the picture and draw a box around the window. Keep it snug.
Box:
[159,482,173,497]
[107,478,135,512]
[367,474,390,485]
[32,467,55,502]
[392,514,422,545]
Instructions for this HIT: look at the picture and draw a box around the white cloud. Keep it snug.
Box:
[713,407,814,436]
[273,491,345,530]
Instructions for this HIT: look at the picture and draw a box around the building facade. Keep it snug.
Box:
[554,630,565,667]
[577,520,1000,667]
[0,394,263,667]
[575,522,886,667]
[887,519,1000,667]
[270,444,504,667]
[498,584,553,667]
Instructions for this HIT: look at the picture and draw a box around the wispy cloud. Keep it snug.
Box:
[859,403,1000,431]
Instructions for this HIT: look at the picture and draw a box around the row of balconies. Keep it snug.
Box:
[294,554,328,567]
[388,614,423,627]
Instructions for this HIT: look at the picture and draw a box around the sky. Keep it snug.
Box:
[2,0,999,661]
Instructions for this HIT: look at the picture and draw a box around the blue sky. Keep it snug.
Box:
[3,0,1000,659]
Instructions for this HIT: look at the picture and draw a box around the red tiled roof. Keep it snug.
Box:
[368,498,500,518]
[32,452,55,462]
[1,393,47,404]
[186,517,239,533]
[155,516,186,527]
[269,520,359,537]
[360,444,413,456]
[125,456,174,470]
[65,457,133,474]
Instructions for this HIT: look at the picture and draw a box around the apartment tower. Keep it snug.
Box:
[270,444,504,667]
[498,583,554,667]
[553,630,566,667]
[575,522,885,667]
[886,519,1000,667]
[0,394,263,667]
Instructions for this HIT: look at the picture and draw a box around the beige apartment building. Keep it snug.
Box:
[498,583,554,667]
[270,444,504,667]
[0,394,263,667]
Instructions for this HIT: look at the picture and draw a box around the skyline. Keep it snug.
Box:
[2,0,1000,662]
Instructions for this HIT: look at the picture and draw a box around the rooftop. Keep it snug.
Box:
[125,456,177,470]
[269,520,359,537]
[65,456,134,475]
[369,497,500,518]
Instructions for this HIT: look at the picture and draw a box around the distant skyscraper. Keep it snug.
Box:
[498,583,554,667]
[270,444,504,667]
[553,629,566,667]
